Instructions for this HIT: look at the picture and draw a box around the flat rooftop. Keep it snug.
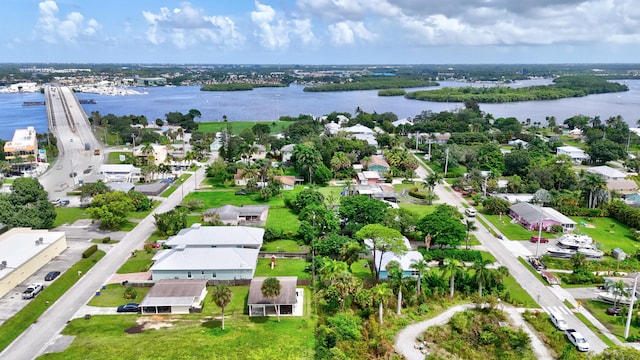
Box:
[0,228,66,280]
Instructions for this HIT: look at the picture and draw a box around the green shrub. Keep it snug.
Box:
[102,237,111,244]
[82,244,98,258]
[408,187,427,199]
[124,287,137,300]
[418,248,483,263]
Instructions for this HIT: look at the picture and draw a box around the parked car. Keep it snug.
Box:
[59,200,70,206]
[44,271,61,281]
[22,283,44,299]
[117,303,140,313]
[606,307,622,316]
[50,199,61,205]
[530,236,549,243]
[465,208,477,217]
[565,329,590,352]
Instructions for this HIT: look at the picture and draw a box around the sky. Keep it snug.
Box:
[2,0,640,64]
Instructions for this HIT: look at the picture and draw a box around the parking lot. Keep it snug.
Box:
[0,220,126,326]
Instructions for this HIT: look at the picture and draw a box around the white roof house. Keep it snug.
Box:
[365,237,423,279]
[343,124,374,135]
[132,144,168,165]
[557,146,589,163]
[587,165,627,180]
[392,118,413,127]
[150,247,259,281]
[164,224,264,249]
[98,164,141,183]
[324,122,341,135]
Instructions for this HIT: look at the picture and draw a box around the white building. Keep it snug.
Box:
[98,164,141,183]
[132,144,168,165]
[3,126,38,173]
[556,146,589,163]
[587,165,627,180]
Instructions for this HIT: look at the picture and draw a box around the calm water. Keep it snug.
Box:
[0,79,639,140]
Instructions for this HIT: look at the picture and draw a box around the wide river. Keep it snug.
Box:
[0,79,639,140]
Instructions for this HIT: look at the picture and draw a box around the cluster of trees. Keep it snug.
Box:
[85,188,151,230]
[304,76,438,92]
[0,178,56,228]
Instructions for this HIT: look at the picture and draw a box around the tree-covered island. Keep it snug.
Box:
[405,75,628,103]
[303,76,438,92]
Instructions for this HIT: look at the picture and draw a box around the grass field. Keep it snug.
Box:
[198,121,291,134]
[107,151,129,164]
[160,185,178,197]
[88,284,152,307]
[116,250,156,274]
[40,286,315,360]
[351,259,373,280]
[262,240,305,252]
[53,207,90,227]
[254,258,310,279]
[581,299,638,342]
[482,214,552,240]
[0,250,105,353]
[570,216,638,254]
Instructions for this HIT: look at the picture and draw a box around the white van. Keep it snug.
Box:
[550,311,568,331]
[465,208,477,217]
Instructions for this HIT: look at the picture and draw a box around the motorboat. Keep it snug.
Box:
[596,290,638,305]
[577,246,604,258]
[558,234,593,249]
[547,247,576,258]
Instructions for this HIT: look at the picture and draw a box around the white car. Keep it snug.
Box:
[22,283,44,299]
[465,208,477,217]
[565,329,590,352]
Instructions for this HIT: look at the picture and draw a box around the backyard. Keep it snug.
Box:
[40,286,315,360]
[569,216,638,254]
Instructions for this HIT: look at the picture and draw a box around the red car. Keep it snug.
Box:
[530,236,549,243]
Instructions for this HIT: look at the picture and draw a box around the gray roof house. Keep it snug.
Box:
[203,205,270,226]
[587,166,627,180]
[248,277,301,316]
[140,279,208,314]
[509,202,576,233]
[164,224,265,249]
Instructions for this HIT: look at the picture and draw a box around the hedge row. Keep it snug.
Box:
[555,206,608,217]
[408,187,427,200]
[82,244,98,258]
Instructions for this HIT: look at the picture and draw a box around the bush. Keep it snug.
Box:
[264,227,283,242]
[124,287,137,300]
[82,245,98,258]
[408,187,427,199]
[101,237,111,244]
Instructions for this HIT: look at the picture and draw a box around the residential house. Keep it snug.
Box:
[274,175,295,190]
[392,118,413,127]
[342,125,378,147]
[150,224,263,281]
[210,132,224,151]
[140,279,207,314]
[354,184,399,203]
[234,169,248,186]
[357,170,382,185]
[432,132,451,145]
[366,237,424,280]
[203,205,270,226]
[606,179,639,194]
[556,146,589,163]
[493,193,535,204]
[509,202,577,232]
[508,139,528,147]
[365,155,390,173]
[587,166,627,180]
[324,122,341,135]
[248,277,301,316]
[98,164,141,183]
[133,143,168,165]
[280,144,296,162]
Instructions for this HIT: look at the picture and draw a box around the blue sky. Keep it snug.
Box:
[2,0,640,64]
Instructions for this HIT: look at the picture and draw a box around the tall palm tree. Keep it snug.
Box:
[410,259,429,296]
[473,260,494,297]
[340,242,362,272]
[319,259,349,285]
[261,277,282,322]
[333,271,359,312]
[423,172,443,205]
[371,282,393,325]
[443,258,465,299]
[495,266,510,284]
[571,252,587,272]
[465,220,477,250]
[613,280,628,308]
[386,261,404,315]
[211,284,232,330]
[580,173,607,208]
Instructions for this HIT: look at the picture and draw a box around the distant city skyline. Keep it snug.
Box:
[2,0,640,64]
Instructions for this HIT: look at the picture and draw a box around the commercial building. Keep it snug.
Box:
[0,228,67,298]
[3,126,38,173]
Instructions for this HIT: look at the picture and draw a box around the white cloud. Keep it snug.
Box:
[328,21,377,46]
[33,1,100,45]
[250,1,317,50]
[142,2,245,49]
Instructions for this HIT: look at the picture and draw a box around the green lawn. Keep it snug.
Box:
[581,299,640,342]
[53,207,90,227]
[261,240,305,253]
[198,121,292,135]
[350,259,373,280]
[503,274,538,307]
[574,310,618,346]
[265,207,299,233]
[160,185,178,197]
[397,202,437,217]
[0,250,105,353]
[482,214,548,240]
[88,284,152,307]
[254,258,310,279]
[116,250,156,274]
[570,216,639,254]
[107,151,129,164]
[40,285,315,360]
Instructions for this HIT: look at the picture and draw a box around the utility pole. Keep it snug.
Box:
[415,131,419,150]
[535,206,543,258]
[625,274,638,339]
[444,148,450,177]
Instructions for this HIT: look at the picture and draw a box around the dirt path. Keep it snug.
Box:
[394,304,553,360]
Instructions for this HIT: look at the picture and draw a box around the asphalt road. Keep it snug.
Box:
[0,162,210,360]
[39,86,104,197]
[426,175,607,353]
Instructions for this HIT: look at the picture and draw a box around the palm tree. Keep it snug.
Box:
[261,277,282,322]
[571,252,587,273]
[340,242,362,272]
[211,284,232,330]
[613,280,628,308]
[333,271,359,312]
[495,266,510,284]
[580,173,607,208]
[443,258,465,299]
[410,259,429,296]
[465,219,477,250]
[386,261,404,315]
[319,259,349,285]
[473,260,494,297]
[423,172,443,205]
[371,282,393,325]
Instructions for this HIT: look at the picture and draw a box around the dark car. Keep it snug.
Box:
[606,307,622,316]
[45,271,61,281]
[59,200,70,206]
[117,303,140,313]
[530,236,549,243]
[235,189,247,195]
